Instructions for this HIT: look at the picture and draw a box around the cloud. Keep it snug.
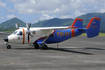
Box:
[7,15,16,19]
[32,14,56,23]
[39,14,56,21]
[9,0,105,19]
[0,1,6,8]
[0,17,4,19]
[7,7,15,12]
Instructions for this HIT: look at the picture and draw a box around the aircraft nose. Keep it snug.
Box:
[4,37,8,42]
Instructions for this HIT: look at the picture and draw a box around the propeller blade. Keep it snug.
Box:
[18,23,20,28]
[16,23,20,29]
[26,23,31,43]
[26,23,31,30]
[29,23,31,30]
[26,23,29,30]
[28,33,30,43]
[16,23,18,28]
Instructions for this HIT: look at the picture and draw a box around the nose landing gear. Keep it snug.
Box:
[7,45,11,49]
[5,42,11,49]
[4,37,11,49]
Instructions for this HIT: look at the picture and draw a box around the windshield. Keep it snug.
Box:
[13,31,18,34]
[13,31,23,35]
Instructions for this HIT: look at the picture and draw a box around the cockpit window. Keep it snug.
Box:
[13,31,18,34]
[13,31,23,35]
[17,31,23,35]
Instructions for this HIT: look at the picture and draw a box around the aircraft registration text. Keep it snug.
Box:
[57,32,70,36]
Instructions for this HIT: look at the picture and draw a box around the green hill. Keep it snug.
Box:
[32,18,73,27]
[0,13,105,32]
[32,13,105,32]
[0,18,26,28]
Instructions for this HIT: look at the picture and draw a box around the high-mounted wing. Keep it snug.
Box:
[34,26,76,37]
[37,26,76,44]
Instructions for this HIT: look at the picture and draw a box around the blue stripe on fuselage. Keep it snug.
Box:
[35,29,84,44]
[46,29,71,43]
[46,29,83,44]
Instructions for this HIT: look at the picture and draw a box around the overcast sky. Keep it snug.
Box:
[0,0,105,24]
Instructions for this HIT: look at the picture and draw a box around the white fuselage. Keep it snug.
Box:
[8,28,41,44]
[7,27,60,44]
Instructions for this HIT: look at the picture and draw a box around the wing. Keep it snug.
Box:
[35,26,77,36]
[19,26,77,37]
[34,26,77,45]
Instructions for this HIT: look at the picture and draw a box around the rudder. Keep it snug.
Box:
[86,17,101,38]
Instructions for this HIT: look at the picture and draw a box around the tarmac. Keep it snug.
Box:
[0,32,105,70]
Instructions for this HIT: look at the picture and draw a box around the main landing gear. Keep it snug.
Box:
[34,43,48,50]
[34,43,39,49]
[42,45,48,50]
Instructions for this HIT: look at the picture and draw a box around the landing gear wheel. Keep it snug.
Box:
[42,45,48,50]
[7,45,11,49]
[34,44,39,49]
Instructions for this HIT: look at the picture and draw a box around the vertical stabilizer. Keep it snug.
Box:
[86,17,101,38]
[71,18,83,28]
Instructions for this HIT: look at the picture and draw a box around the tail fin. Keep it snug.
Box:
[86,17,101,38]
[72,18,83,28]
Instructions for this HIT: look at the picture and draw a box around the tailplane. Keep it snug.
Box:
[86,17,101,38]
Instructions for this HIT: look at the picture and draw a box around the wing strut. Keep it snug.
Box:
[41,30,53,45]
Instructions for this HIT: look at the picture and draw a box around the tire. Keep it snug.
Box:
[7,45,11,49]
[42,45,48,50]
[34,44,39,49]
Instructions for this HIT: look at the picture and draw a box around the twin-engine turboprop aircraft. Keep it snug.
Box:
[4,17,101,49]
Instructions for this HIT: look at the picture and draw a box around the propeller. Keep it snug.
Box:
[16,23,20,29]
[26,23,31,43]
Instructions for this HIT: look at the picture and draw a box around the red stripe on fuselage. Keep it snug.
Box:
[49,30,56,36]
[71,29,75,37]
[22,28,25,44]
[34,37,46,44]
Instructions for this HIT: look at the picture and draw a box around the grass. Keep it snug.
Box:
[2,31,14,33]
[81,33,105,36]
[99,33,105,36]
[81,33,87,36]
